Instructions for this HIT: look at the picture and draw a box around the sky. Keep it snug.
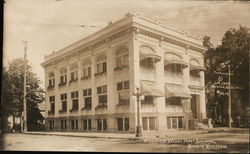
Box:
[3,0,250,88]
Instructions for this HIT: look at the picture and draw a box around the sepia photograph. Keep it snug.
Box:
[1,0,249,152]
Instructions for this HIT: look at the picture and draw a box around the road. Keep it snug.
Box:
[2,130,249,152]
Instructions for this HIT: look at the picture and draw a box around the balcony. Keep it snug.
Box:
[140,68,156,81]
[94,71,106,77]
[115,103,130,113]
[114,65,129,71]
[69,78,78,85]
[59,109,67,114]
[48,110,55,115]
[165,71,183,84]
[81,75,91,81]
[81,106,92,111]
[69,108,78,113]
[58,82,67,88]
[141,104,157,113]
[190,75,201,85]
[47,85,54,91]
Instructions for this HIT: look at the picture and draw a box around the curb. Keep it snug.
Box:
[24,132,140,140]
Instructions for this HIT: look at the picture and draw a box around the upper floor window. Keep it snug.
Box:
[115,47,129,70]
[81,59,91,80]
[82,88,92,110]
[95,54,107,76]
[117,81,130,106]
[59,68,67,86]
[70,63,78,83]
[48,72,55,89]
[70,91,78,112]
[49,96,55,114]
[59,93,67,113]
[140,58,155,70]
[96,85,107,109]
[141,96,154,105]
[165,64,183,74]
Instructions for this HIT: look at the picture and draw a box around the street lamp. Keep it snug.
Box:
[133,85,144,137]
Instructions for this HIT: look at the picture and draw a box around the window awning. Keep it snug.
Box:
[140,81,165,97]
[140,47,161,62]
[164,54,188,67]
[165,84,191,99]
[190,64,206,71]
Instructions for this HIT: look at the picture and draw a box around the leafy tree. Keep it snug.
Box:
[2,58,45,131]
[203,26,250,126]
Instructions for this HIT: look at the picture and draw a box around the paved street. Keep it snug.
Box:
[2,129,249,152]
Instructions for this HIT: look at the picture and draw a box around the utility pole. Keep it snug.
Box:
[23,41,28,132]
[228,65,231,128]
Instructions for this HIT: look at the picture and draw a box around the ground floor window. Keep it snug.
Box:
[82,119,91,131]
[117,118,129,131]
[71,119,78,130]
[97,119,107,131]
[167,116,183,129]
[49,120,54,130]
[142,117,156,131]
[60,120,67,130]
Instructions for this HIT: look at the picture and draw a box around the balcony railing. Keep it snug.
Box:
[69,108,78,113]
[114,65,129,71]
[58,82,67,88]
[69,78,78,84]
[165,71,184,84]
[47,85,54,91]
[81,106,92,111]
[95,104,107,110]
[48,110,55,115]
[140,68,156,81]
[81,75,91,80]
[59,109,67,113]
[94,71,106,77]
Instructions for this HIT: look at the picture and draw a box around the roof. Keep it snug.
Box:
[41,12,207,67]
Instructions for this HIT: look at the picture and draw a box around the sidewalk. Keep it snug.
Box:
[24,127,249,140]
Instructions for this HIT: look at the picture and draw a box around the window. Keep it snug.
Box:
[83,119,91,131]
[71,120,78,130]
[49,96,55,114]
[96,85,107,108]
[48,72,55,89]
[167,117,184,129]
[59,68,67,86]
[117,118,129,131]
[49,120,54,130]
[165,64,183,74]
[60,120,67,130]
[82,88,92,110]
[115,47,129,69]
[81,65,91,79]
[96,61,107,75]
[141,96,154,105]
[190,69,200,78]
[142,117,156,131]
[117,81,130,106]
[97,119,107,131]
[70,64,78,82]
[60,93,67,112]
[165,97,182,112]
[140,58,155,69]
[70,91,79,112]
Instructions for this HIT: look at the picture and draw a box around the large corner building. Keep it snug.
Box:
[41,12,207,133]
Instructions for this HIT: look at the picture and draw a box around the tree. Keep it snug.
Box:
[2,58,45,131]
[203,26,250,127]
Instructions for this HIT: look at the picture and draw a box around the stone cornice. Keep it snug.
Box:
[42,26,206,68]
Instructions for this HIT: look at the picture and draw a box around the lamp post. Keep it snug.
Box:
[23,41,28,133]
[133,86,144,137]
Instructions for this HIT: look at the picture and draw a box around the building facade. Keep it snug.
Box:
[41,12,207,133]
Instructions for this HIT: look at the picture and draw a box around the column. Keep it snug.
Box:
[156,40,166,132]
[91,52,97,131]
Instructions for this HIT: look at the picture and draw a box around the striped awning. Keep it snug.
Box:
[165,84,191,99]
[140,46,161,62]
[140,81,165,97]
[190,64,206,71]
[164,54,188,67]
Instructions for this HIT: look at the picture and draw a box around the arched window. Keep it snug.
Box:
[81,59,91,80]
[139,45,161,69]
[95,54,107,76]
[115,46,129,69]
[164,53,187,75]
[189,58,205,78]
